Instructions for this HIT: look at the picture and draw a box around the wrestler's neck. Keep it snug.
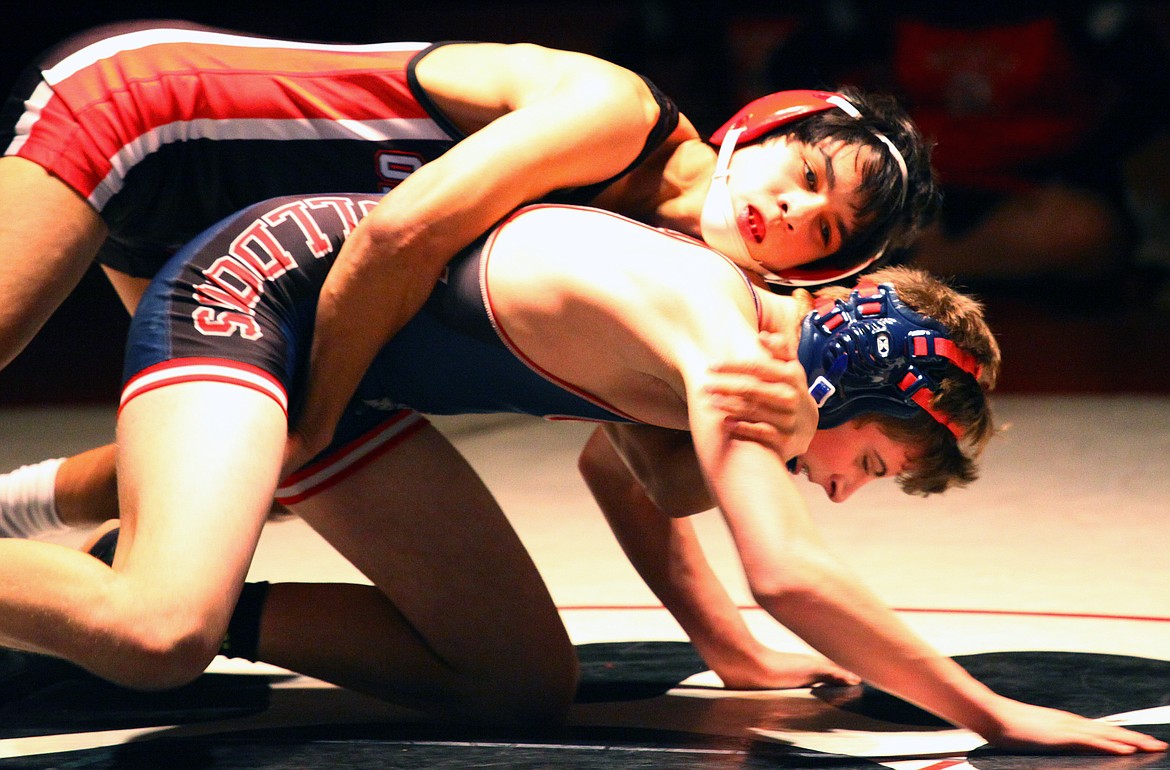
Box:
[755,287,813,342]
[591,135,713,237]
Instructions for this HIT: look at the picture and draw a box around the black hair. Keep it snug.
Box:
[775,86,941,279]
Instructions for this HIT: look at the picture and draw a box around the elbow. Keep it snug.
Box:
[744,550,843,610]
[748,575,827,612]
[647,482,714,519]
[576,442,614,493]
[356,205,410,254]
[362,202,470,283]
[570,67,664,165]
[577,449,710,518]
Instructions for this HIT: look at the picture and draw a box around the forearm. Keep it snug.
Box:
[753,555,1002,731]
[712,440,1004,732]
[288,154,498,460]
[685,367,1167,751]
[292,220,445,454]
[289,61,660,458]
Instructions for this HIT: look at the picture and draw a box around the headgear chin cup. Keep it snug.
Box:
[797,282,983,438]
[699,126,755,266]
[703,90,909,287]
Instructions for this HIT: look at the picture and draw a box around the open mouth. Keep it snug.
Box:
[741,205,765,244]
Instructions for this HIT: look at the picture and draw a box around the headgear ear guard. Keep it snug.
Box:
[701,90,910,287]
[709,90,843,146]
[797,282,983,438]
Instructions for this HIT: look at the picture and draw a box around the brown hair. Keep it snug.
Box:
[812,266,1000,495]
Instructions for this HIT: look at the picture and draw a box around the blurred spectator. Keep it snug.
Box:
[764,1,1170,303]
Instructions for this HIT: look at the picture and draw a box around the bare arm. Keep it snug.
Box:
[287,43,665,466]
[592,423,711,518]
[0,159,108,370]
[681,357,1165,753]
[702,330,818,455]
[577,424,856,689]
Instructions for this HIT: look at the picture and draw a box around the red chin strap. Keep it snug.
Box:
[770,256,883,288]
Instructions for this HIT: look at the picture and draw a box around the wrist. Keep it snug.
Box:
[690,628,767,673]
[913,664,1007,736]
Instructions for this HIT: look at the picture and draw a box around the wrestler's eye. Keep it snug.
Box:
[804,161,817,189]
[863,454,887,478]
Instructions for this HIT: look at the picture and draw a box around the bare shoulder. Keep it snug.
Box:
[414,41,658,129]
[417,41,646,91]
[543,208,763,359]
[492,206,759,333]
[496,206,715,273]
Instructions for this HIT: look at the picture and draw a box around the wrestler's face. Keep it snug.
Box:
[788,418,913,503]
[726,136,874,274]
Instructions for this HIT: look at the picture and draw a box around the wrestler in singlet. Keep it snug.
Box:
[1,21,678,278]
[122,194,722,503]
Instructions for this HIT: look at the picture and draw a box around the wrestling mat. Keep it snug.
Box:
[0,620,1166,769]
[0,398,1165,768]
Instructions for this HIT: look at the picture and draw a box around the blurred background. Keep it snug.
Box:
[2,0,1169,403]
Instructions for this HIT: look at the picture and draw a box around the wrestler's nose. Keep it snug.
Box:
[778,190,820,230]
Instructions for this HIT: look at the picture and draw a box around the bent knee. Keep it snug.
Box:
[100,615,225,691]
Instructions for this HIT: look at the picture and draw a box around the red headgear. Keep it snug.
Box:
[710,89,846,145]
[706,90,908,287]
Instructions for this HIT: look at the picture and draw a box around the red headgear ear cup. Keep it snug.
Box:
[709,90,844,146]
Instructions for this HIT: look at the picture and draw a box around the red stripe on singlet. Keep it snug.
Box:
[33,41,428,197]
[51,43,426,119]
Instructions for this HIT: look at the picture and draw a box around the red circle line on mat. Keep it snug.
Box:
[556,605,1170,624]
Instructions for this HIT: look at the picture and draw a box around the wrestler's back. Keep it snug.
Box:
[478,205,763,430]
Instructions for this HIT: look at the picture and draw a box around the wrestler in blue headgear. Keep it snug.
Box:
[797,280,984,439]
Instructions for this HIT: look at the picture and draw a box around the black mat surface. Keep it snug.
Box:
[0,644,1165,769]
[813,651,1170,726]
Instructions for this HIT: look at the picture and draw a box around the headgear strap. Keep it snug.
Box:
[822,95,908,209]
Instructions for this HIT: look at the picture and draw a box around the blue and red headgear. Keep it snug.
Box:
[703,90,909,287]
[798,282,983,438]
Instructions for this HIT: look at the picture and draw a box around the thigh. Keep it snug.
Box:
[115,381,287,628]
[291,422,570,673]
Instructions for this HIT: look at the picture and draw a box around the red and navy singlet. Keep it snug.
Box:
[121,194,635,502]
[1,21,679,277]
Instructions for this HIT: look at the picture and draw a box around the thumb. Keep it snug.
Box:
[759,330,796,361]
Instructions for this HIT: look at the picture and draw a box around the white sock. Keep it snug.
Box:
[0,457,66,538]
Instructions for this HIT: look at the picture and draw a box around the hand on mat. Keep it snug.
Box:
[704,331,817,459]
[713,646,859,691]
[983,697,1168,754]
